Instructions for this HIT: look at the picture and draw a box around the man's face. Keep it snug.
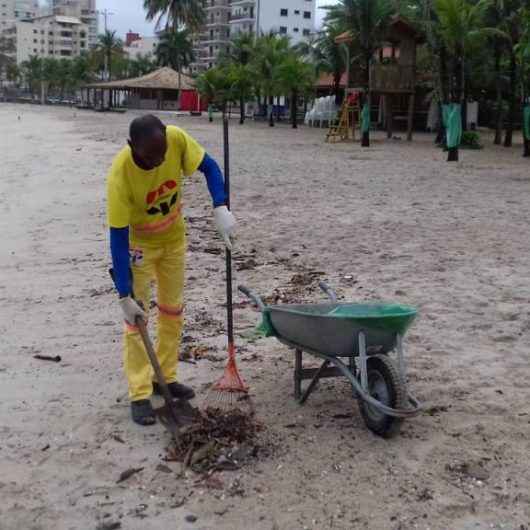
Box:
[129,130,167,170]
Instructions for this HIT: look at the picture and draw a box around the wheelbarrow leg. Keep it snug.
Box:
[299,360,330,405]
[396,334,406,381]
[294,349,303,401]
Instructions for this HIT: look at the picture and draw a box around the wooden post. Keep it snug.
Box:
[386,94,393,139]
[407,92,415,141]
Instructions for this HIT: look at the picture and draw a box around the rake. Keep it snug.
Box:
[205,114,249,411]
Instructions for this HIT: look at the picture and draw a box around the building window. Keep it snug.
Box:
[280,8,288,16]
[294,10,300,14]
[304,11,311,19]
[293,27,299,32]
[303,29,310,36]
[279,26,287,34]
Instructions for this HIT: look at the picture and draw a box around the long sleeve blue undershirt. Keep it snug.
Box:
[110,153,226,297]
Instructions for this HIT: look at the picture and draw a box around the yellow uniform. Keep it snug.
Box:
[107,126,205,401]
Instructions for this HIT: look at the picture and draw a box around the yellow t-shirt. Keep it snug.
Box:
[107,125,205,246]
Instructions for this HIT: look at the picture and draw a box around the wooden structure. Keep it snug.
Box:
[82,67,205,112]
[335,16,423,141]
[326,95,360,143]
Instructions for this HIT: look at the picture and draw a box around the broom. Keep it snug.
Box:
[205,114,249,410]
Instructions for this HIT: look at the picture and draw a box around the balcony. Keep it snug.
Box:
[206,21,230,28]
[231,0,254,6]
[205,3,230,10]
[230,13,255,22]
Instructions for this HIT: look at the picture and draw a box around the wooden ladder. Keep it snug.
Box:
[325,100,359,143]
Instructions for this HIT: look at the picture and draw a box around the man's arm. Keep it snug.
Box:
[110,226,131,297]
[198,153,226,207]
[198,153,235,250]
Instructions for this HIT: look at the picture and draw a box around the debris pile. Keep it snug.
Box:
[165,407,264,474]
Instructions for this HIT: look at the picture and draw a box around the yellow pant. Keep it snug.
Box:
[124,239,185,401]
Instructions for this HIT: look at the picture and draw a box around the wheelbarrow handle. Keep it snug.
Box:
[319,281,338,303]
[238,285,266,312]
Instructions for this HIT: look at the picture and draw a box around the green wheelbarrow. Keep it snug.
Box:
[239,282,423,437]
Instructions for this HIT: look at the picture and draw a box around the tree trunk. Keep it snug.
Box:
[291,89,298,129]
[462,58,467,132]
[493,41,503,145]
[447,51,462,161]
[333,71,341,97]
[177,64,182,111]
[268,95,274,127]
[107,51,111,81]
[436,46,448,144]
[361,54,370,147]
[447,147,459,161]
[239,96,245,125]
[503,51,517,148]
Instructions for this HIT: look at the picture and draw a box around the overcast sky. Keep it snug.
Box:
[42,0,337,38]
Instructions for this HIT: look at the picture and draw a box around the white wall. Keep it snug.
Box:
[259,0,315,44]
[125,36,159,60]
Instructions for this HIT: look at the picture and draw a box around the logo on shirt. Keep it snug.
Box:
[146,180,179,216]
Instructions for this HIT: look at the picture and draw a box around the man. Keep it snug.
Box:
[107,114,235,426]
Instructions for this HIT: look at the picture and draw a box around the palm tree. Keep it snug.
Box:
[490,0,523,147]
[252,34,291,126]
[96,30,124,81]
[196,66,234,115]
[517,9,530,156]
[143,0,204,32]
[21,55,42,99]
[221,32,256,123]
[0,36,15,88]
[56,58,73,100]
[296,26,348,98]
[6,63,20,85]
[128,53,157,77]
[71,53,93,89]
[324,0,394,146]
[226,63,254,124]
[277,52,316,128]
[155,28,194,93]
[434,0,500,159]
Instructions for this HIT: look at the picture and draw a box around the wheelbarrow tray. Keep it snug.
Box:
[264,302,417,357]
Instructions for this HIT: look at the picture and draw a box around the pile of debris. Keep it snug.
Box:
[165,406,264,474]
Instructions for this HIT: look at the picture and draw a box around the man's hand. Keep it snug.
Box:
[214,205,236,251]
[119,296,146,325]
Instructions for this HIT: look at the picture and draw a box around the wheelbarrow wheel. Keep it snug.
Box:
[358,354,406,438]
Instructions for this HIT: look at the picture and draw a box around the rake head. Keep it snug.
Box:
[205,343,252,413]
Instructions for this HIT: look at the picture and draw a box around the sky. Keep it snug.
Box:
[40,0,338,39]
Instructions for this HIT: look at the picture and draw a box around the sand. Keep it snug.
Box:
[0,103,529,530]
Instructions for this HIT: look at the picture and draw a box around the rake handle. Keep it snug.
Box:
[223,114,234,350]
[136,318,180,426]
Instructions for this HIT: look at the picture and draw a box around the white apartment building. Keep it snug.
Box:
[191,0,230,73]
[45,0,98,48]
[0,0,39,30]
[191,0,316,73]
[231,0,315,43]
[3,14,89,64]
[124,36,159,60]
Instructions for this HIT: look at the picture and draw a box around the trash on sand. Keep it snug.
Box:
[34,354,61,363]
[117,467,144,483]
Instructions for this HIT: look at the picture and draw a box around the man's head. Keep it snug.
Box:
[128,115,168,170]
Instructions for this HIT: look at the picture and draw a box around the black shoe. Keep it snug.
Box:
[131,399,157,426]
[153,381,196,400]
